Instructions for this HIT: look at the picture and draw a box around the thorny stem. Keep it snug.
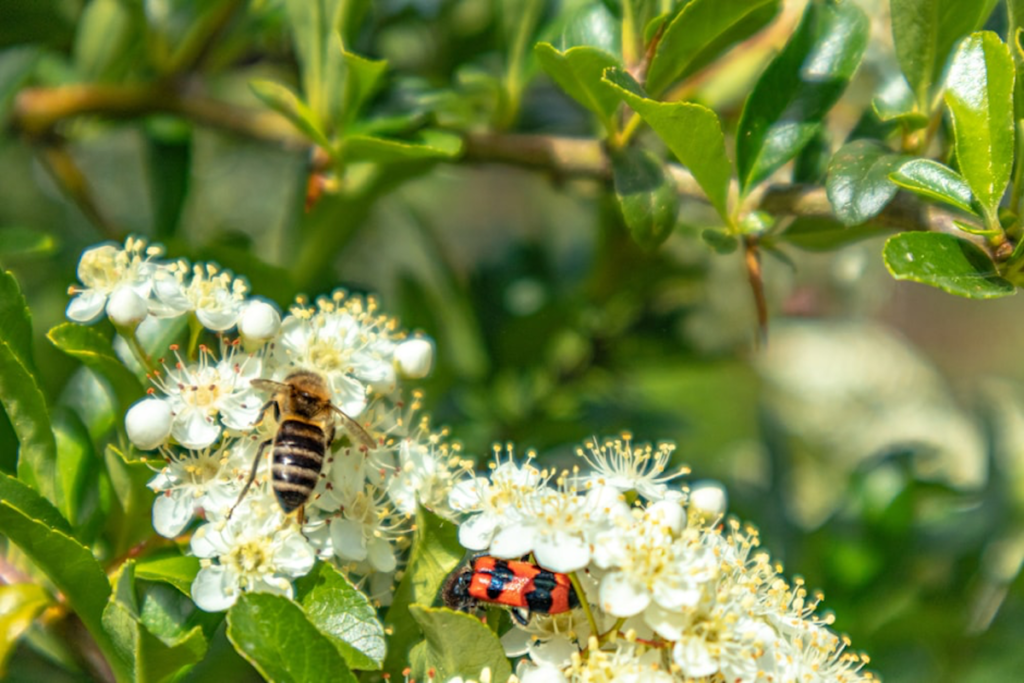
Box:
[567,571,600,639]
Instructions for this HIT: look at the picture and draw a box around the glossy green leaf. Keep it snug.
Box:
[227,592,357,683]
[0,226,58,258]
[702,228,740,254]
[603,68,731,222]
[534,43,621,133]
[944,32,1015,223]
[889,159,977,214]
[780,216,889,251]
[135,553,201,597]
[646,0,779,96]
[102,562,207,683]
[0,478,119,679]
[736,0,868,194]
[48,323,145,410]
[408,606,512,683]
[890,0,994,109]
[553,1,619,54]
[871,75,929,129]
[343,130,463,164]
[883,232,1015,298]
[0,270,55,500]
[612,147,680,250]
[826,140,907,226]
[0,472,71,535]
[249,79,333,151]
[294,562,386,670]
[383,507,464,679]
[0,583,50,677]
[103,444,158,555]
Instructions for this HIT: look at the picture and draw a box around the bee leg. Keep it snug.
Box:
[228,438,272,519]
[511,607,531,626]
[297,505,305,526]
[254,398,280,426]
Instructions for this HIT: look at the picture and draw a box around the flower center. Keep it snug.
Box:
[228,541,268,574]
[308,339,348,372]
[78,246,121,291]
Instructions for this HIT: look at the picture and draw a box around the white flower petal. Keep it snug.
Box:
[106,286,148,327]
[457,512,500,550]
[599,572,650,617]
[66,291,108,323]
[274,534,317,576]
[367,537,397,573]
[331,519,368,561]
[172,410,221,450]
[490,524,535,559]
[191,565,237,612]
[533,531,588,573]
[672,637,719,678]
[643,602,690,641]
[239,299,281,342]
[518,663,569,683]
[395,338,434,379]
[152,492,194,538]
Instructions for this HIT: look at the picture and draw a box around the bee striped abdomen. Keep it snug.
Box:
[271,419,327,513]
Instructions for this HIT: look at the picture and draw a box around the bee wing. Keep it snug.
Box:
[329,405,376,450]
[251,378,287,393]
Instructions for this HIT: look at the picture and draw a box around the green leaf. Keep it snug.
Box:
[0,479,119,679]
[944,32,1015,223]
[0,47,40,124]
[0,270,56,500]
[227,593,357,683]
[72,0,141,82]
[293,562,386,670]
[249,79,333,151]
[890,0,994,110]
[612,147,680,250]
[602,68,731,222]
[736,0,869,194]
[103,444,158,555]
[0,583,50,677]
[48,323,145,410]
[52,409,97,529]
[645,0,780,97]
[284,0,343,127]
[889,158,977,214]
[883,232,1015,298]
[702,228,740,254]
[0,472,72,535]
[343,130,463,164]
[871,75,929,129]
[780,216,888,251]
[825,140,908,226]
[1008,1,1024,120]
[145,120,192,240]
[0,226,57,258]
[534,43,621,134]
[408,606,512,683]
[341,50,388,130]
[383,507,464,679]
[135,553,201,597]
[102,562,208,683]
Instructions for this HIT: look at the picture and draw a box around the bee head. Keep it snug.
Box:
[440,566,475,612]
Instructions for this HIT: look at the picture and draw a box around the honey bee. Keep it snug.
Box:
[229,370,375,524]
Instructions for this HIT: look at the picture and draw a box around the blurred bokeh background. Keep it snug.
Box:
[3,0,1024,681]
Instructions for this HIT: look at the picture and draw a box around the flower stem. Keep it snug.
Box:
[119,325,158,376]
[187,314,203,360]
[568,571,600,639]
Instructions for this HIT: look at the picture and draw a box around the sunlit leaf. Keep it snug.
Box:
[603,68,731,222]
[826,140,907,226]
[889,159,977,214]
[227,592,357,683]
[736,0,868,193]
[534,43,621,134]
[944,31,1015,223]
[0,583,50,677]
[408,606,512,683]
[883,232,1015,298]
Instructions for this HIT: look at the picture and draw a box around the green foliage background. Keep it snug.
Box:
[2,0,1024,681]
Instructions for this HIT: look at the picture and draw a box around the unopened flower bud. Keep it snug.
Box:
[125,398,172,450]
[689,480,727,522]
[238,299,281,344]
[395,337,434,379]
[647,499,685,534]
[106,286,148,328]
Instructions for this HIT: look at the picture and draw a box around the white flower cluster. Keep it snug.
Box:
[67,238,455,612]
[449,437,876,683]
